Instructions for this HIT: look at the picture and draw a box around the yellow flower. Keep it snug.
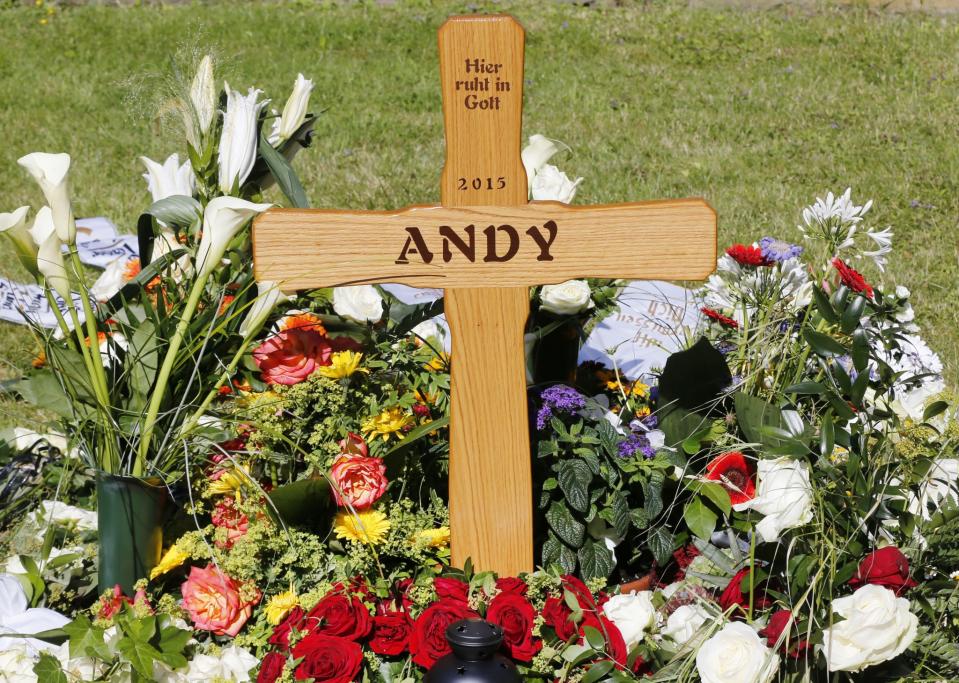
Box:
[150,544,188,580]
[415,527,451,548]
[333,509,390,545]
[426,352,450,372]
[362,407,413,442]
[318,351,368,379]
[208,464,252,498]
[265,589,300,625]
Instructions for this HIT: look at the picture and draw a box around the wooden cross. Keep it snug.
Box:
[252,15,717,576]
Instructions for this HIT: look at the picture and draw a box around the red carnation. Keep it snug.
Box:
[719,567,773,616]
[409,599,479,668]
[291,633,363,683]
[704,452,756,506]
[487,592,541,662]
[496,577,528,595]
[269,607,305,650]
[433,577,469,603]
[726,243,769,267]
[849,547,918,596]
[832,258,874,299]
[257,652,287,683]
[304,593,372,640]
[758,609,809,658]
[369,611,413,656]
[701,307,739,329]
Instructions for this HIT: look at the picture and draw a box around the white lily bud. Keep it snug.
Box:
[195,197,271,278]
[239,280,288,337]
[217,83,269,194]
[521,134,569,195]
[191,55,217,140]
[140,154,197,202]
[268,73,314,146]
[37,232,70,301]
[0,206,38,275]
[17,153,75,245]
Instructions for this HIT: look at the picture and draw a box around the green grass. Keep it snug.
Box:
[1,0,957,429]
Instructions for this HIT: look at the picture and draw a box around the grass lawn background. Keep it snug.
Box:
[1,0,957,428]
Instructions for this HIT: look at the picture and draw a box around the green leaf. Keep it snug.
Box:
[684,497,718,540]
[121,613,156,642]
[734,392,786,448]
[546,502,586,548]
[803,328,847,357]
[647,527,675,566]
[820,410,835,459]
[608,489,630,538]
[784,381,826,395]
[558,460,593,514]
[851,329,869,372]
[15,373,75,418]
[660,405,712,450]
[841,294,867,334]
[582,625,606,650]
[923,400,949,422]
[583,660,615,683]
[128,320,159,397]
[812,286,839,324]
[258,132,310,207]
[145,195,202,230]
[578,540,615,580]
[643,470,665,519]
[33,654,68,683]
[699,482,732,516]
[267,478,332,526]
[382,415,449,459]
[63,615,111,661]
[117,636,164,679]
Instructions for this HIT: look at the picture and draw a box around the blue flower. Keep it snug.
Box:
[759,236,804,263]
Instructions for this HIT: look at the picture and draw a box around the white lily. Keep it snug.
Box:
[217,83,269,194]
[17,153,75,245]
[269,73,314,146]
[190,55,217,143]
[195,197,272,278]
[521,134,569,195]
[0,206,38,275]
[239,280,288,337]
[140,154,196,202]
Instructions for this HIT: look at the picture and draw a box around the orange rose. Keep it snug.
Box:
[330,454,388,509]
[181,564,260,637]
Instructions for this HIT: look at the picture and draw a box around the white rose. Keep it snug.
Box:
[696,621,779,683]
[521,134,568,194]
[56,642,104,681]
[540,279,593,315]
[0,641,38,683]
[182,645,258,682]
[531,164,583,203]
[333,285,383,324]
[662,604,712,646]
[411,319,446,347]
[738,458,814,543]
[822,584,918,672]
[90,256,138,302]
[602,591,655,650]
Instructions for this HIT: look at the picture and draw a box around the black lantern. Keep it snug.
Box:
[425,618,522,683]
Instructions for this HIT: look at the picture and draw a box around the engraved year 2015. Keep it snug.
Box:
[457,176,507,191]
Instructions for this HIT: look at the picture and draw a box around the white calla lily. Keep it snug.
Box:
[140,154,196,202]
[29,206,56,247]
[17,152,75,245]
[269,73,314,146]
[239,280,288,337]
[217,83,269,194]
[37,232,71,301]
[521,134,569,195]
[0,206,38,275]
[195,197,272,278]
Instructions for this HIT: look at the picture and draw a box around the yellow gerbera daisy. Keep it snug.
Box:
[149,543,188,580]
[414,527,451,548]
[318,351,368,379]
[362,407,413,442]
[333,509,391,545]
[426,352,450,372]
[265,588,300,625]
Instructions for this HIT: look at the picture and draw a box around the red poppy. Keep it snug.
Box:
[701,307,739,329]
[832,258,874,299]
[725,243,769,267]
[704,452,756,506]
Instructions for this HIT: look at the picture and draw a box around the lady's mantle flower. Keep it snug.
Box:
[362,407,414,441]
[536,385,586,430]
[333,509,391,545]
[758,237,803,263]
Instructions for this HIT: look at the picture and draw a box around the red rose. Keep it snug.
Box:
[579,613,628,669]
[369,611,413,656]
[542,595,576,641]
[562,574,606,609]
[487,592,541,662]
[719,567,772,616]
[269,606,305,650]
[409,599,479,668]
[849,547,918,596]
[725,243,769,267]
[832,257,874,299]
[304,593,372,640]
[257,652,287,683]
[704,452,756,506]
[291,633,363,683]
[433,577,469,603]
[758,609,808,658]
[253,328,332,385]
[495,577,528,595]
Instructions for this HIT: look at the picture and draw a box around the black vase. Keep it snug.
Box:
[532,313,582,384]
[426,619,521,683]
[96,472,169,595]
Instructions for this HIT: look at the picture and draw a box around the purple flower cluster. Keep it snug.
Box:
[618,433,656,459]
[759,236,804,263]
[536,385,587,430]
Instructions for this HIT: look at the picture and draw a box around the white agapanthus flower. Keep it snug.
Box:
[268,73,314,146]
[217,84,269,194]
[156,645,258,682]
[736,457,814,542]
[696,621,779,683]
[333,285,384,324]
[800,187,872,233]
[140,154,196,202]
[822,584,918,672]
[862,227,893,271]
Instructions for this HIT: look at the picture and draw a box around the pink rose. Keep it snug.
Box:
[338,432,369,457]
[212,498,250,549]
[181,565,260,637]
[253,329,332,385]
[330,454,388,509]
